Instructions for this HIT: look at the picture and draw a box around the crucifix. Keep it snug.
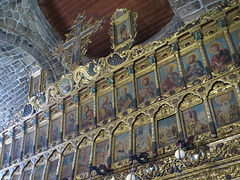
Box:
[55,12,104,70]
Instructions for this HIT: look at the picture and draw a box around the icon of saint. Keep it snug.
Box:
[209,41,232,71]
[185,52,204,81]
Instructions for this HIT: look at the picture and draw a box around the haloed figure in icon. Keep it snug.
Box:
[209,42,232,71]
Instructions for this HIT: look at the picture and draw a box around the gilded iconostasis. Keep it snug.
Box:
[1,1,240,180]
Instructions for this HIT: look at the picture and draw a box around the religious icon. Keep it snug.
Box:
[114,132,129,162]
[98,92,113,122]
[65,109,77,137]
[34,165,45,180]
[50,117,61,144]
[37,125,47,150]
[47,159,59,180]
[81,102,94,129]
[25,132,34,155]
[231,29,240,52]
[211,91,240,127]
[2,143,11,165]
[60,78,72,94]
[157,115,178,148]
[23,170,32,180]
[182,103,209,137]
[160,60,182,93]
[117,83,133,113]
[182,50,205,82]
[135,124,152,154]
[61,153,74,179]
[137,72,157,104]
[110,8,137,51]
[205,37,232,71]
[94,140,109,166]
[29,65,46,99]
[32,75,40,97]
[76,147,91,175]
[117,19,130,45]
[12,138,22,161]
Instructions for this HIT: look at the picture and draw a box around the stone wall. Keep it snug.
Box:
[0,0,67,83]
[0,40,37,129]
[168,0,223,23]
[0,0,68,129]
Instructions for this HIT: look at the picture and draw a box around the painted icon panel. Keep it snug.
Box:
[47,159,59,180]
[137,71,157,104]
[50,117,62,144]
[37,124,47,150]
[114,132,129,162]
[65,109,77,137]
[61,153,74,180]
[60,78,72,94]
[25,131,34,155]
[76,147,91,175]
[94,140,109,166]
[182,49,205,82]
[81,101,94,129]
[98,92,113,122]
[182,103,209,137]
[157,115,178,148]
[2,143,11,165]
[205,37,232,71]
[117,82,133,113]
[12,138,22,161]
[231,29,240,52]
[135,124,152,154]
[211,91,240,127]
[34,165,45,180]
[32,75,41,97]
[159,60,182,93]
[23,170,32,180]
[116,19,130,45]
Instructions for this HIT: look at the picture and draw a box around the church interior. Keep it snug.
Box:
[1,0,240,179]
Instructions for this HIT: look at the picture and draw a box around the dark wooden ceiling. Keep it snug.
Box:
[39,0,174,58]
